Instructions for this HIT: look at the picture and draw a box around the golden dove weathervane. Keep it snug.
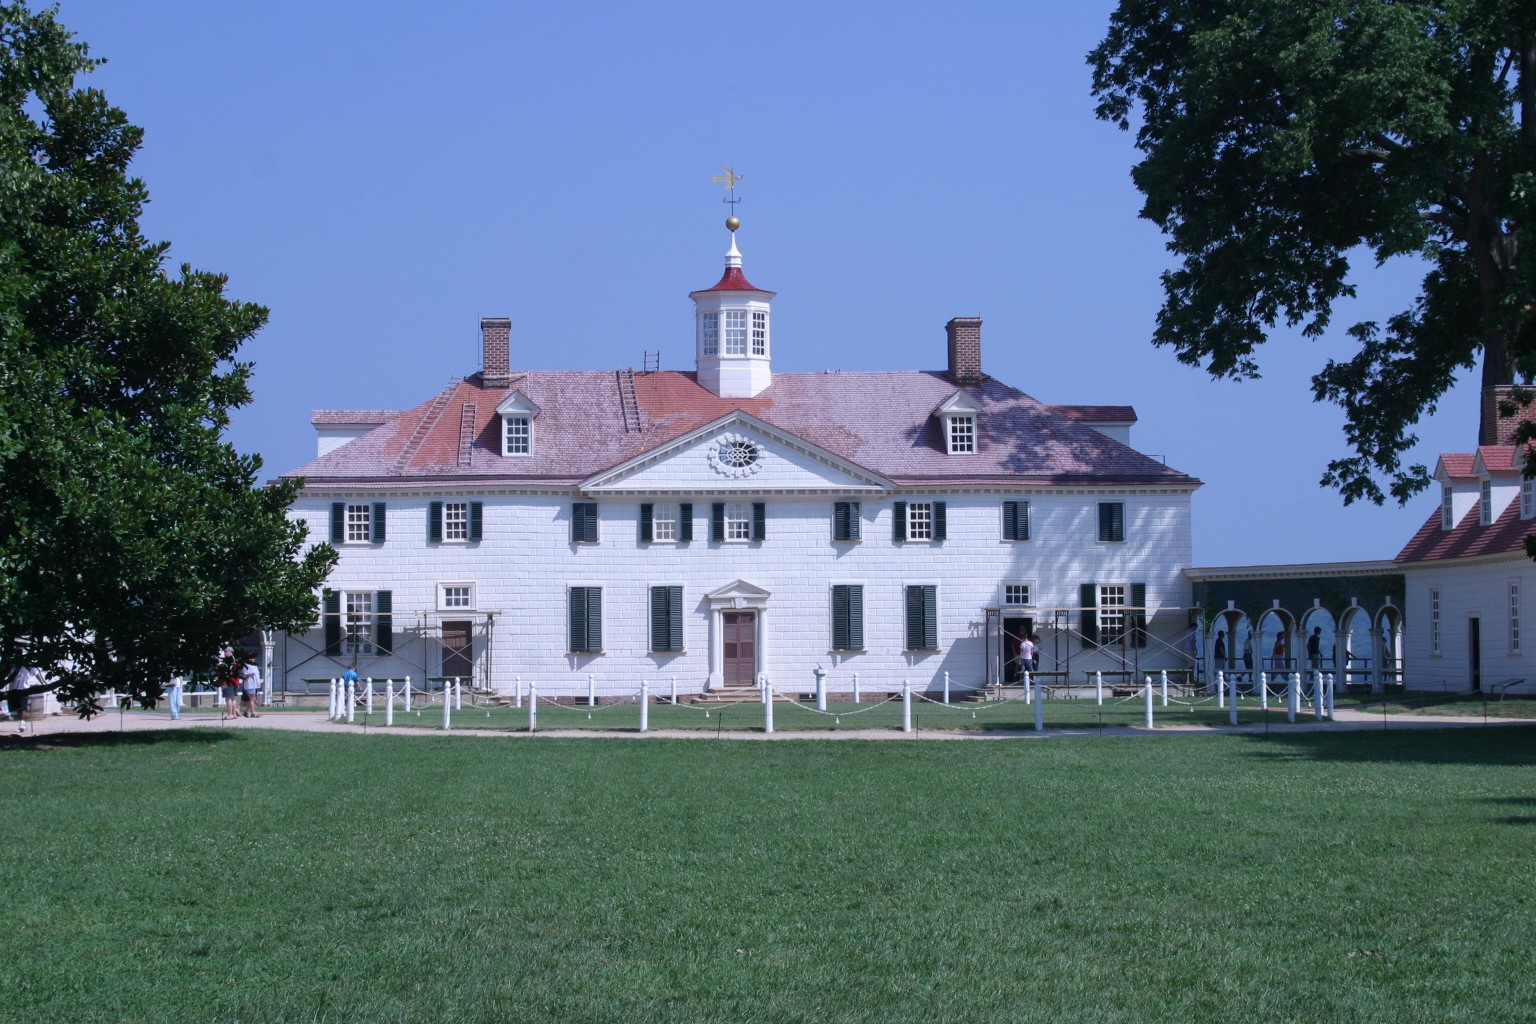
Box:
[713,166,743,231]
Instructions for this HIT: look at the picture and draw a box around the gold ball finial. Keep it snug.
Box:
[725,215,740,232]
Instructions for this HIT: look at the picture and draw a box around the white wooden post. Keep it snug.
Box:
[515,675,522,709]
[1229,671,1238,726]
[1095,670,1104,705]
[902,679,912,733]
[366,680,375,715]
[404,676,413,712]
[1313,671,1323,721]
[385,681,394,727]
[764,678,774,734]
[442,685,451,730]
[455,680,462,710]
[943,671,951,705]
[327,679,335,719]
[587,674,595,709]
[815,666,827,711]
[1144,675,1154,728]
[853,672,861,704]
[1217,670,1226,709]
[640,680,649,733]
[1287,673,1298,723]
[1024,669,1032,704]
[346,680,356,723]
[1260,671,1269,710]
[1161,669,1169,707]
[528,682,537,732]
[1034,672,1044,732]
[1325,673,1336,719]
[670,676,678,705]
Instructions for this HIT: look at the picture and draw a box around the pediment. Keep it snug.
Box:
[581,412,892,495]
[934,390,981,417]
[496,390,540,417]
[706,580,772,608]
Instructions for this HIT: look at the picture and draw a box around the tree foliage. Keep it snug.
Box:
[0,3,336,714]
[1090,0,1536,505]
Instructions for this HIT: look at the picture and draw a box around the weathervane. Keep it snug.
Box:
[712,165,742,229]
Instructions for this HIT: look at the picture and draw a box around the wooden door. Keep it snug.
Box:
[722,611,757,687]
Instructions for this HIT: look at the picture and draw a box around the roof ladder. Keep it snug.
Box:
[617,369,643,434]
[391,378,460,474]
[456,402,477,466]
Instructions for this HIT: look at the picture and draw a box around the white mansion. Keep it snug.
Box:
[278,224,1201,698]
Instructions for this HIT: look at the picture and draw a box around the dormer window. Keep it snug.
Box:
[934,391,982,456]
[496,391,540,458]
[949,416,975,454]
[1480,480,1493,525]
[1441,485,1454,529]
[1522,478,1533,519]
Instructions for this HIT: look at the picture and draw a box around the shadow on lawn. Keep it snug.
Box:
[1231,724,1536,769]
[0,729,243,753]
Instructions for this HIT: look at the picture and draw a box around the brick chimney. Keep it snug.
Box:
[946,317,983,384]
[481,317,511,386]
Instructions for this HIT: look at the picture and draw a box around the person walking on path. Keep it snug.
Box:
[240,657,262,718]
[1307,627,1324,670]
[166,673,184,721]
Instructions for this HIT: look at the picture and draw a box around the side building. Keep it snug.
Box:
[1396,387,1536,694]
[276,225,1202,698]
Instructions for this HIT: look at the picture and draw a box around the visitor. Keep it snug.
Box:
[1307,626,1323,670]
[166,672,184,721]
[240,656,262,718]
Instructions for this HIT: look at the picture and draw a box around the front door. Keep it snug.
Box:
[1469,617,1481,692]
[442,620,473,681]
[722,611,757,687]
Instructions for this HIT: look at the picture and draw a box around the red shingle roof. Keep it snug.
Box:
[1439,453,1476,478]
[1396,496,1534,563]
[286,370,1198,488]
[1053,405,1137,424]
[694,266,767,292]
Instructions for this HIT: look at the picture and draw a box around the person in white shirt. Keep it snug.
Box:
[239,658,262,718]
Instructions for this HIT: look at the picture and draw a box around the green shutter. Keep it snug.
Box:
[1099,502,1124,542]
[712,503,725,542]
[833,584,864,651]
[429,501,443,542]
[752,502,766,541]
[639,503,654,543]
[649,586,683,652]
[679,503,693,542]
[375,590,393,654]
[572,503,598,543]
[835,502,849,541]
[1018,500,1030,541]
[1004,500,1029,541]
[469,502,483,541]
[1080,583,1098,647]
[372,502,386,542]
[904,585,936,650]
[570,587,602,653]
[847,502,861,541]
[330,503,344,544]
[668,586,683,651]
[569,589,586,652]
[1132,582,1148,648]
[586,588,602,653]
[893,501,907,542]
[323,590,341,656]
[933,502,947,541]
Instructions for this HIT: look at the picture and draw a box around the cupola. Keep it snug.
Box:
[690,217,775,398]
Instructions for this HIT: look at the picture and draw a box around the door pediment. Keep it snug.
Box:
[706,580,771,609]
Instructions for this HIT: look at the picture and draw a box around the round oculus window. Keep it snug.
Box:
[708,434,765,478]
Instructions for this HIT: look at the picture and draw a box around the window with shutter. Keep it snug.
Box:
[569,587,602,653]
[1080,583,1098,647]
[375,590,393,654]
[468,502,483,541]
[833,501,862,542]
[904,585,938,650]
[639,503,653,543]
[679,503,693,542]
[429,501,444,542]
[1130,582,1148,649]
[1003,501,1030,541]
[752,502,766,541]
[711,503,726,542]
[832,585,864,651]
[572,503,598,543]
[1097,502,1125,542]
[323,590,341,655]
[330,503,345,544]
[371,503,387,543]
[650,585,684,652]
[892,501,907,542]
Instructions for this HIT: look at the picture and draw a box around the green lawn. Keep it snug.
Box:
[3,728,1533,1023]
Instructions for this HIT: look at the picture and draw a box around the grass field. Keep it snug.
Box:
[3,727,1534,1023]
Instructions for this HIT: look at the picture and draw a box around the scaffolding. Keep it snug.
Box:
[274,610,499,697]
[982,604,1200,691]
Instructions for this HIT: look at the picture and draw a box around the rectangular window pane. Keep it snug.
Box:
[345,504,372,543]
[723,310,747,355]
[725,501,752,541]
[1511,582,1521,654]
[1430,587,1441,655]
[444,502,468,541]
[1098,585,1126,642]
[1523,480,1533,519]
[652,504,677,542]
[949,416,975,454]
[345,592,373,654]
[1441,487,1454,529]
[702,312,719,356]
[505,416,530,454]
[751,311,767,355]
[441,585,472,610]
[907,502,933,541]
[1004,583,1031,606]
[1481,481,1493,525]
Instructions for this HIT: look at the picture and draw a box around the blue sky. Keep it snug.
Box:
[51,0,1470,566]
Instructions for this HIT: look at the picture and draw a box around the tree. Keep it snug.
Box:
[1089,1,1536,505]
[0,3,336,715]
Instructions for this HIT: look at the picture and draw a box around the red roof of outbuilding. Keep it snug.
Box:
[1396,496,1534,562]
[1439,453,1477,478]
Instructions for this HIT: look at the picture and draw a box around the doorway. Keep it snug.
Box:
[1003,616,1034,682]
[722,611,757,687]
[442,619,473,680]
[1468,617,1481,692]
